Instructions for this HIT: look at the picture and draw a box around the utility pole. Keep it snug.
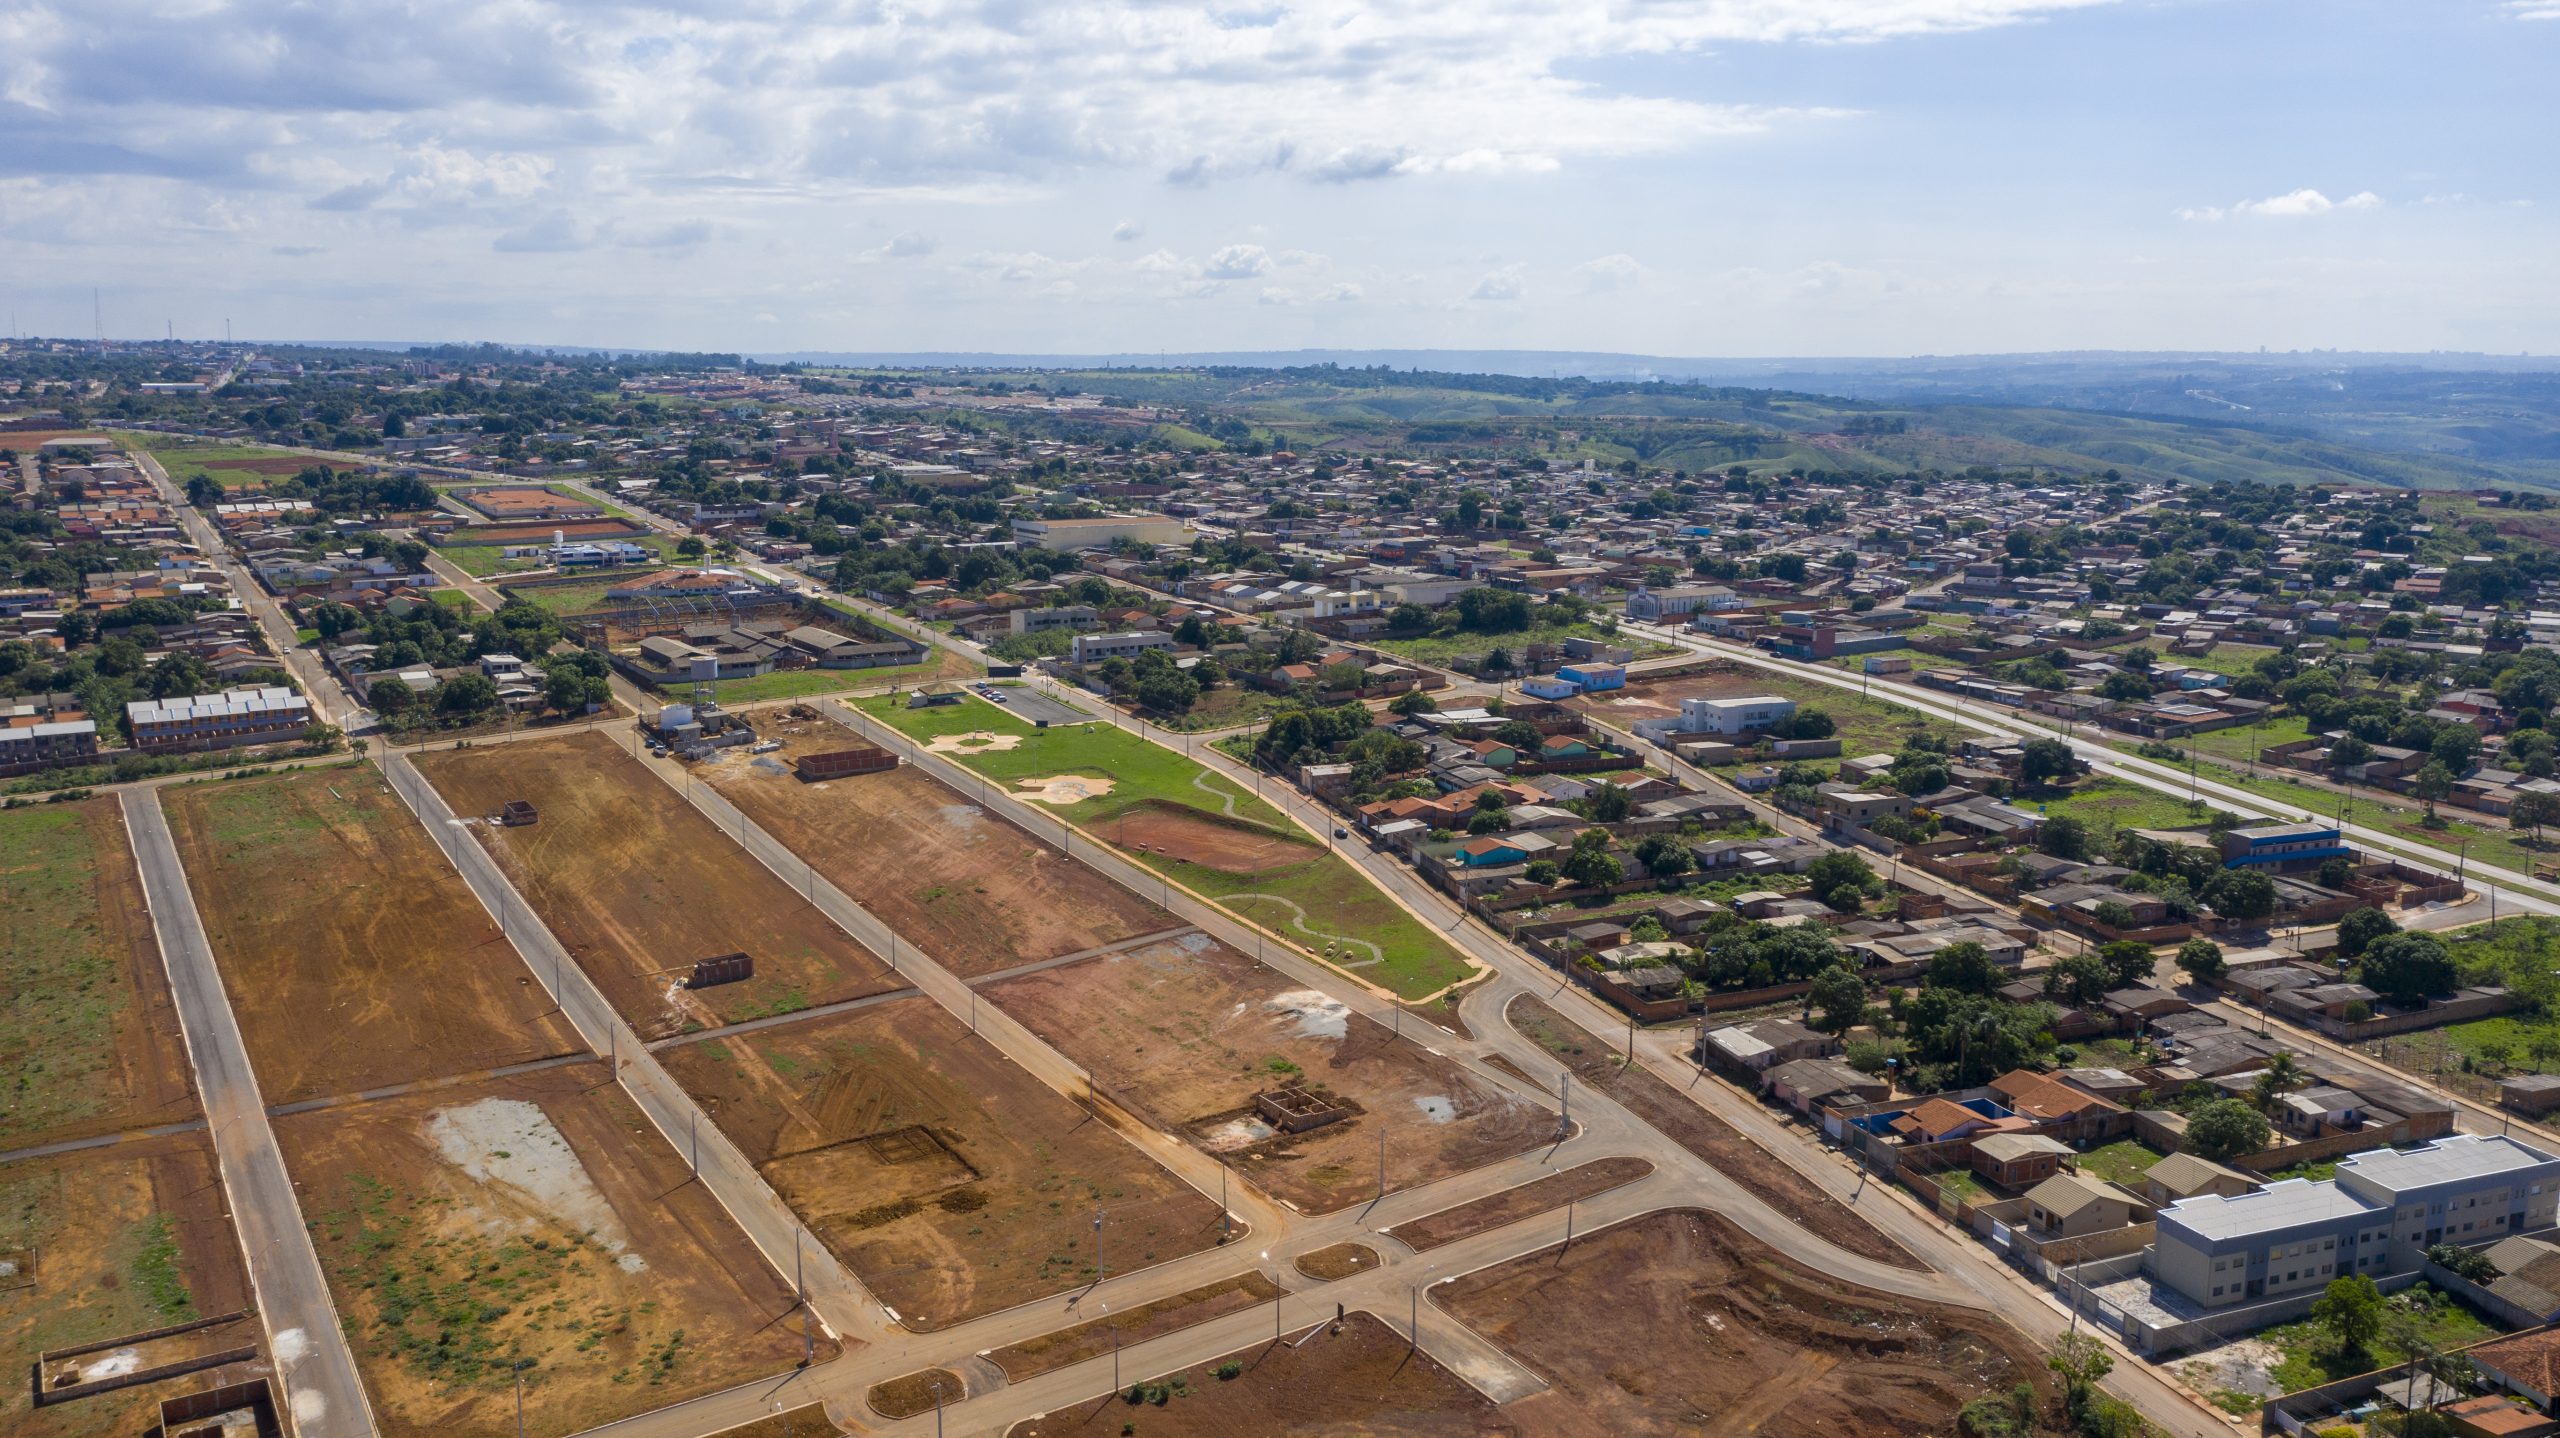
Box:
[689,1110,698,1175]
[1378,1122,1387,1201]
[1093,1207,1106,1285]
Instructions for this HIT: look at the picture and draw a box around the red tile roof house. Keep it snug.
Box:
[1888,1098,2034,1145]
[2473,1329,2560,1418]
[1991,1069,2134,1143]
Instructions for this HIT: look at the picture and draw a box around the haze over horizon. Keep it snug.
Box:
[5,0,2554,356]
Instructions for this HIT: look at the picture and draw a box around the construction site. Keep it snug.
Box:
[414,731,904,1037]
[161,770,584,1102]
[980,933,1553,1213]
[659,994,1227,1329]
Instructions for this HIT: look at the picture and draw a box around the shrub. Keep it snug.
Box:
[1215,1361,1243,1381]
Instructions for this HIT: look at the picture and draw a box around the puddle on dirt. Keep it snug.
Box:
[1265,990,1350,1040]
[749,756,789,775]
[426,1097,648,1272]
[936,804,985,830]
[1411,1096,1456,1124]
[1174,932,1214,953]
[1198,1116,1277,1152]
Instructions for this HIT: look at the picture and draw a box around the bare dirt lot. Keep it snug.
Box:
[2,799,194,1150]
[698,729,1167,979]
[1441,1210,2047,1437]
[416,732,901,1037]
[869,1367,964,1419]
[1,1133,259,1438]
[984,935,1551,1214]
[1295,1242,1379,1281]
[164,770,583,1102]
[1509,995,1920,1271]
[1385,1157,1652,1253]
[988,1271,1286,1381]
[274,1064,822,1438]
[1113,800,1312,876]
[660,995,1224,1329]
[1009,1312,1510,1438]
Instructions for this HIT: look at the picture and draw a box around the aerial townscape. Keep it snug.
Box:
[5,2,2556,1437]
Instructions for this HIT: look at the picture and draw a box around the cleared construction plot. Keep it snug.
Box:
[1008,1312,1508,1437]
[415,731,901,1037]
[1441,1210,2047,1437]
[697,725,1165,978]
[983,934,1549,1214]
[1,1134,260,1438]
[275,1064,822,1438]
[1,800,194,1150]
[855,693,1479,1000]
[660,995,1225,1329]
[162,769,583,1103]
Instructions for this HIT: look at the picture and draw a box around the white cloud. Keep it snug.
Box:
[1111,218,1143,242]
[2510,1,2560,18]
[1203,243,1273,279]
[2179,188,2383,221]
[1573,253,1647,292]
[1470,265,1526,301]
[1320,282,1364,302]
[880,229,936,258]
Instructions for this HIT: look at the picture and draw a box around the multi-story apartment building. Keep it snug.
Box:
[125,686,314,753]
[2153,1134,2560,1309]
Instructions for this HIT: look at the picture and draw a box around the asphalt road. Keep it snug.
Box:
[121,789,379,1438]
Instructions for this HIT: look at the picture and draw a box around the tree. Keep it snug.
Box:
[2327,733,2374,772]
[1777,708,1835,740]
[1807,965,1868,1034]
[543,664,609,713]
[2176,936,2226,983]
[2360,931,2455,1004]
[1630,833,1694,878]
[1923,941,2002,996]
[2432,726,2481,772]
[1454,586,1531,633]
[2412,760,2454,819]
[1584,781,1633,824]
[2312,1274,2385,1360]
[2186,1098,2272,1161]
[2513,790,2560,845]
[435,671,501,718]
[1133,671,1200,716]
[367,676,416,714]
[309,601,362,640]
[1806,849,1879,913]
[2101,670,2156,702]
[2043,951,2113,1006]
[1387,688,1437,716]
[2336,906,2400,960]
[2202,868,2277,922]
[2099,939,2158,990]
[2046,1332,2115,1415]
[2018,737,2078,787]
[2037,814,2093,861]
[2251,1050,2308,1111]
[1560,829,1622,888]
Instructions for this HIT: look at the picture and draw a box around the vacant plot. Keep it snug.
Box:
[697,727,1166,979]
[1442,1210,2045,1438]
[1508,996,1919,1271]
[416,732,901,1037]
[984,935,1550,1214]
[988,1271,1286,1381]
[1008,1311,1508,1438]
[0,1135,257,1438]
[1294,1242,1379,1281]
[2035,776,2217,835]
[870,1367,964,1419]
[662,995,1222,1328]
[1,801,193,1150]
[1385,1157,1652,1253]
[164,770,583,1102]
[276,1065,822,1438]
[858,693,1479,998]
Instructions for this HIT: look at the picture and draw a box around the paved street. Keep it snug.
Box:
[121,790,379,1438]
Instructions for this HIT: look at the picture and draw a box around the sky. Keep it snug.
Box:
[1,0,2553,357]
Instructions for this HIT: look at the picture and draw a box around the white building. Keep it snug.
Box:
[1011,515,1193,552]
[1634,694,1797,742]
[1070,630,1178,664]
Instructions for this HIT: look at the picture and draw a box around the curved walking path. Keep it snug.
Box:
[1221,893,1386,967]
[1190,768,1245,818]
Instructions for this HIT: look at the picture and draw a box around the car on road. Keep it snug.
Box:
[1333,826,1349,838]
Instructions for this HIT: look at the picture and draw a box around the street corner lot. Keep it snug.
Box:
[1006,1311,1511,1438]
[1439,1209,2048,1438]
[658,993,1226,1330]
[980,934,1552,1215]
[695,726,1170,979]
[1,799,196,1151]
[273,1064,822,1438]
[0,1133,259,1438]
[162,768,585,1104]
[414,731,903,1037]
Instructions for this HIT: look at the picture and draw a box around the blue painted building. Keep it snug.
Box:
[2219,821,2350,869]
[1556,662,1627,692]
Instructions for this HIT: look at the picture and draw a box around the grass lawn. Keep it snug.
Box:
[2260,1286,2498,1393]
[2186,643,2281,676]
[2180,713,2316,763]
[854,692,1476,998]
[0,805,137,1145]
[115,432,324,487]
[427,589,476,613]
[2075,1139,2167,1188]
[1927,1169,1993,1202]
[2030,777,2215,834]
[1368,616,1675,669]
[509,579,619,615]
[1136,685,1301,734]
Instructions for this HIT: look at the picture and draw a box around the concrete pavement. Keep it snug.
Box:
[121,789,379,1438]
